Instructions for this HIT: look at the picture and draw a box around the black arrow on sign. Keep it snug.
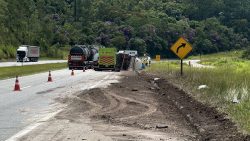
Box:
[176,43,186,53]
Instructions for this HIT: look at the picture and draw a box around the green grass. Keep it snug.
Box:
[0,63,67,80]
[147,58,250,134]
[189,50,245,67]
[0,45,16,60]
[189,50,244,60]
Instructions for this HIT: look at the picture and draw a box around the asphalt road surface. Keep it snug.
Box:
[0,69,120,141]
[184,60,213,68]
[0,60,67,67]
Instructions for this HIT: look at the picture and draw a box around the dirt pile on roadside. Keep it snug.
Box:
[53,71,249,140]
[141,72,250,141]
[54,72,197,140]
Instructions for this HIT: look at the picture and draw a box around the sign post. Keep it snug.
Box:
[181,60,183,75]
[170,37,192,76]
[156,55,161,61]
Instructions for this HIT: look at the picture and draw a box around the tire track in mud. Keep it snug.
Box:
[53,72,198,141]
[105,91,158,121]
[77,88,156,122]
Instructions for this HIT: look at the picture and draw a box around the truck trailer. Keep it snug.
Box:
[16,45,40,62]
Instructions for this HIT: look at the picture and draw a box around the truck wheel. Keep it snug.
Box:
[28,57,32,62]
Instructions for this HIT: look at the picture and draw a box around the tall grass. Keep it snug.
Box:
[41,45,69,59]
[0,45,16,60]
[0,44,69,60]
[147,61,250,134]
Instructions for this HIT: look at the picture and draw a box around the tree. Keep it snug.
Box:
[111,35,126,50]
[128,38,146,56]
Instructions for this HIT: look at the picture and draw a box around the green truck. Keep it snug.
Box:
[94,48,121,71]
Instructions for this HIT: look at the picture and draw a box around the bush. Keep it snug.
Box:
[242,47,250,59]
[0,45,16,60]
[46,45,69,59]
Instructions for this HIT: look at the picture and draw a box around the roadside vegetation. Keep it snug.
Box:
[0,45,16,60]
[0,45,69,61]
[0,63,67,80]
[147,52,250,134]
[0,0,249,59]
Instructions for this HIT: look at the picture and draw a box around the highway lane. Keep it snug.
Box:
[0,69,121,141]
[184,60,214,68]
[151,59,214,68]
[0,60,67,67]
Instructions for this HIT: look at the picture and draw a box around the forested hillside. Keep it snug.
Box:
[0,0,249,58]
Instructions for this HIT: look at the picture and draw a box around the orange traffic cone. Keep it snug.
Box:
[48,71,52,82]
[14,76,21,91]
[71,69,74,76]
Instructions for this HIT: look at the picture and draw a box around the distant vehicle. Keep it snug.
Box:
[118,50,138,57]
[68,45,99,70]
[94,48,120,71]
[16,45,40,62]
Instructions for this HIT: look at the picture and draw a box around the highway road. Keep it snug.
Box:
[0,60,67,67]
[184,60,214,68]
[0,69,120,141]
[152,59,213,68]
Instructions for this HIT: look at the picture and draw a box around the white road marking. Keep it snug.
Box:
[4,72,118,141]
[89,80,104,89]
[5,109,62,141]
[21,86,31,90]
[89,73,114,89]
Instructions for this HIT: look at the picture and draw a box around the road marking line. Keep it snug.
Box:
[5,109,62,141]
[87,74,114,89]
[89,80,104,89]
[21,86,31,90]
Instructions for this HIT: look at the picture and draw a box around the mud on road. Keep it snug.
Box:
[20,71,249,141]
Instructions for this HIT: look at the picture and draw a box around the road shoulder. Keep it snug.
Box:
[17,71,197,141]
[17,71,249,141]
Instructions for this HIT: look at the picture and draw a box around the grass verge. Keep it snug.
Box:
[189,50,246,67]
[147,61,250,134]
[0,63,67,80]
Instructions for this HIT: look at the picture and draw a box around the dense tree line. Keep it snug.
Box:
[0,0,249,58]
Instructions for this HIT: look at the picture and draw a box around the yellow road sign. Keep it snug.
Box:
[170,37,192,59]
[156,55,160,61]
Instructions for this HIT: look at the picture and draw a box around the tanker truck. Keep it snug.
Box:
[68,45,99,70]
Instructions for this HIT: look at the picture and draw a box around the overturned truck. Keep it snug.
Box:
[117,50,137,70]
